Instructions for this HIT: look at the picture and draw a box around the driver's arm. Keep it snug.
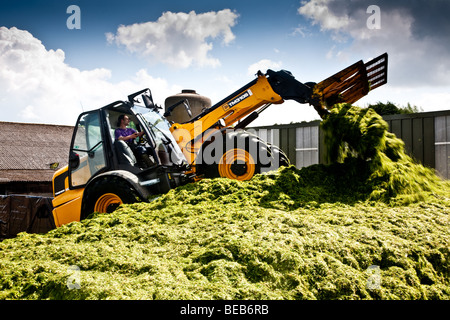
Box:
[115,128,138,141]
[118,133,138,141]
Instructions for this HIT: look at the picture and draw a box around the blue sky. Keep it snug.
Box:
[1,0,450,125]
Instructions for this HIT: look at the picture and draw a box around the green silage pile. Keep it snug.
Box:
[321,103,448,205]
[0,104,449,300]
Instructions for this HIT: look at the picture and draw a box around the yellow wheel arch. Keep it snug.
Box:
[218,148,256,181]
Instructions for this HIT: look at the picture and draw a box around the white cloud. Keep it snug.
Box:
[0,27,181,125]
[298,0,450,90]
[415,91,450,112]
[248,59,282,76]
[291,25,309,38]
[356,86,450,113]
[298,0,350,32]
[107,9,239,69]
[19,105,40,121]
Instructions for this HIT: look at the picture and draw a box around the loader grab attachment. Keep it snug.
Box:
[310,52,388,117]
[264,53,388,118]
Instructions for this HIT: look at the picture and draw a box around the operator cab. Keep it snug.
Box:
[106,108,156,171]
[103,92,188,173]
[67,89,189,193]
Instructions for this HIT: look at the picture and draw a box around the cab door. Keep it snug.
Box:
[53,110,108,226]
[69,110,108,188]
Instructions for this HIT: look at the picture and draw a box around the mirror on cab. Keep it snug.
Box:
[69,151,80,170]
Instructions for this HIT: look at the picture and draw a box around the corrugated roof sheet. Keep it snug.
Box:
[0,122,73,182]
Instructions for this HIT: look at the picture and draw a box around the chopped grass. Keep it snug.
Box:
[1,197,448,300]
[0,104,448,300]
[321,103,449,205]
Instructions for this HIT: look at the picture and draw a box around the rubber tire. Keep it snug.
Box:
[81,176,140,220]
[217,147,258,181]
[200,131,262,180]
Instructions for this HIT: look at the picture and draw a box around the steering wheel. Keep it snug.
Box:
[137,133,148,145]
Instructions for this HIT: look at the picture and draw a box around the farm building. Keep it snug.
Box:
[0,121,73,195]
[0,121,73,239]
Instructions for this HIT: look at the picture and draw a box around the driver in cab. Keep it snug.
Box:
[115,115,144,146]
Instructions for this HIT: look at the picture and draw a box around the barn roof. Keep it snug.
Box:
[0,121,73,183]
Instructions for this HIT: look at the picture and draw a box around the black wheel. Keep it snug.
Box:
[199,130,264,181]
[81,176,140,219]
[197,130,290,180]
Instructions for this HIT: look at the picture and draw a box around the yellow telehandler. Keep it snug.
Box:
[51,53,387,226]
